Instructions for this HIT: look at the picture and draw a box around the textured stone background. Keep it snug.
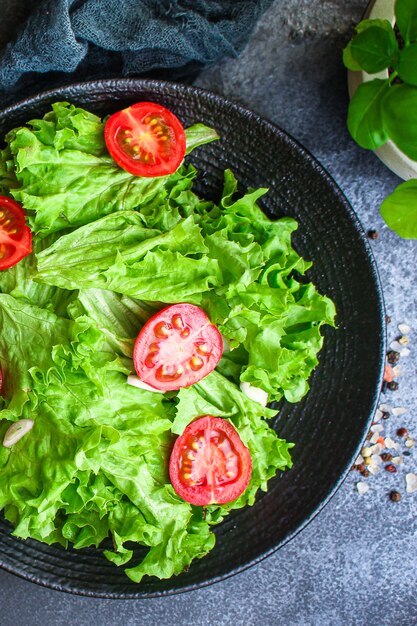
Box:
[0,1,416,624]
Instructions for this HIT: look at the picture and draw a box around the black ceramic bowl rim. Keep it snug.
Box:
[0,78,386,598]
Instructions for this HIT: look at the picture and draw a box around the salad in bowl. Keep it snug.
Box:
[0,98,335,584]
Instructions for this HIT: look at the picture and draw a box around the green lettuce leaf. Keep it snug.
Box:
[0,102,220,237]
[36,212,222,301]
[0,294,216,581]
[0,101,336,584]
[174,371,293,513]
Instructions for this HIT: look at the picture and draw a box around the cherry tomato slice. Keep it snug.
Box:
[0,196,32,270]
[104,102,186,177]
[169,415,252,505]
[133,303,223,391]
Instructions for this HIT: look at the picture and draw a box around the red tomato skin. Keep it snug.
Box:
[104,102,186,177]
[0,196,32,270]
[169,415,252,506]
[133,303,223,392]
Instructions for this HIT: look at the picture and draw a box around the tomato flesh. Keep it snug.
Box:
[133,304,223,391]
[169,415,252,505]
[0,196,32,270]
[104,102,186,177]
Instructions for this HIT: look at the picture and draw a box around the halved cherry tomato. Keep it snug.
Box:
[169,415,252,505]
[133,303,223,391]
[0,196,32,270]
[104,102,186,177]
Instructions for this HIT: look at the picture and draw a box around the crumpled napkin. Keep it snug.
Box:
[0,0,273,101]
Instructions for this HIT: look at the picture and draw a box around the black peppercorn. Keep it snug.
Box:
[367,229,379,240]
[387,350,400,364]
[385,463,397,473]
[397,427,408,438]
[387,381,399,391]
[389,490,401,502]
[381,452,392,462]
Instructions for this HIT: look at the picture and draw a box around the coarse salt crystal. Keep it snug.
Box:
[361,446,373,458]
[384,437,397,449]
[379,404,392,414]
[357,482,369,495]
[392,365,402,377]
[372,443,384,455]
[371,454,382,465]
[398,323,411,335]
[374,410,383,423]
[392,407,407,417]
[355,454,364,465]
[390,340,403,352]
[405,438,415,449]
[392,456,403,464]
[370,424,384,433]
[370,432,380,444]
[389,341,411,357]
[406,473,417,494]
[368,464,379,475]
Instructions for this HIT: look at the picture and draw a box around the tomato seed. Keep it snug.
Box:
[144,353,157,368]
[189,356,204,371]
[154,322,171,338]
[195,342,210,356]
[180,327,190,338]
[172,314,184,330]
[155,364,183,382]
[148,342,160,352]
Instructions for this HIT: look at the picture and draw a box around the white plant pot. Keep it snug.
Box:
[347,0,417,180]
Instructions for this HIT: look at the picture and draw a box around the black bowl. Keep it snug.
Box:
[0,79,385,598]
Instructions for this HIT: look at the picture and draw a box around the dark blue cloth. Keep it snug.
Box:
[0,0,273,101]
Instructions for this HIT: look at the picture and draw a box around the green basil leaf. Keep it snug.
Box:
[347,79,390,149]
[397,43,417,86]
[380,179,417,238]
[381,83,417,159]
[344,19,398,70]
[396,0,417,44]
[350,25,398,73]
[345,21,392,70]
[356,18,395,34]
[343,41,363,71]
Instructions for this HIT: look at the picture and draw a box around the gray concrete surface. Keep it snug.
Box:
[0,1,416,624]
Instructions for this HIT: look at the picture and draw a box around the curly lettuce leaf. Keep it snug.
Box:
[0,294,216,581]
[36,212,222,301]
[0,235,74,316]
[0,101,336,584]
[68,289,156,358]
[174,371,293,508]
[0,102,219,237]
